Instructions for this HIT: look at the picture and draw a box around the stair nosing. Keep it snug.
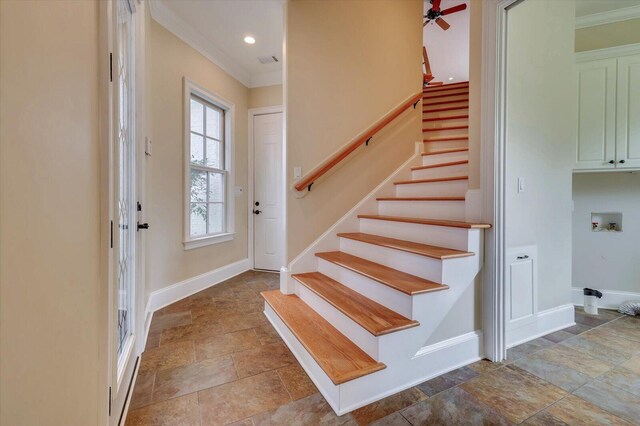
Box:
[421,148,469,156]
[292,272,419,336]
[337,232,474,260]
[394,175,468,185]
[423,126,469,132]
[358,214,491,229]
[412,160,469,170]
[376,197,465,201]
[423,106,469,113]
[315,251,449,296]
[423,82,469,92]
[423,115,469,122]
[423,136,468,142]
[423,99,469,107]
[261,290,386,385]
[423,92,469,100]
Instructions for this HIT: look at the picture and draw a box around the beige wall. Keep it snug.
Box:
[467,0,483,190]
[248,84,283,109]
[286,0,423,261]
[576,18,640,52]
[506,0,576,311]
[0,1,104,424]
[147,19,250,292]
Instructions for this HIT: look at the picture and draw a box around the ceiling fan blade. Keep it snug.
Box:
[436,17,450,30]
[423,19,430,27]
[441,3,467,15]
[432,0,442,12]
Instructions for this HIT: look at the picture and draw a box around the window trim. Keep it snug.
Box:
[183,78,235,249]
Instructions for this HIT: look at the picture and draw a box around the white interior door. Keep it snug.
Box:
[253,112,283,271]
[111,0,139,423]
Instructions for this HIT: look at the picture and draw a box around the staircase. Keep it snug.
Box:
[262,81,489,415]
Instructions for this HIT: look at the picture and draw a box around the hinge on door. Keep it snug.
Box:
[110,220,114,248]
[109,53,113,82]
[109,386,112,416]
[137,201,142,212]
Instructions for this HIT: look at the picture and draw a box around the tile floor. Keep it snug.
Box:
[126,271,640,425]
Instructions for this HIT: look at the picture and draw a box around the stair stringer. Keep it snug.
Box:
[282,142,423,294]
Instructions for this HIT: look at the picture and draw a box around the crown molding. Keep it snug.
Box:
[575,42,640,61]
[576,5,640,29]
[148,0,282,88]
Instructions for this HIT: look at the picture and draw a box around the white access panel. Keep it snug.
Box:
[505,245,538,331]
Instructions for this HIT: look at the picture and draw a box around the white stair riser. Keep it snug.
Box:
[423,140,468,151]
[411,163,468,180]
[339,237,444,283]
[421,151,468,166]
[358,218,472,251]
[317,258,413,318]
[423,94,469,104]
[395,180,468,197]
[423,129,468,139]
[378,200,466,221]
[422,108,469,118]
[424,88,469,97]
[423,119,468,129]
[296,282,380,360]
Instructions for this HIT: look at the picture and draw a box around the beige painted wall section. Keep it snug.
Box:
[148,19,249,291]
[505,0,576,311]
[0,1,103,424]
[576,18,640,52]
[249,84,283,108]
[467,0,483,190]
[286,0,423,261]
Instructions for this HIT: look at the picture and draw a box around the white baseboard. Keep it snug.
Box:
[146,258,251,313]
[507,303,575,348]
[572,287,640,310]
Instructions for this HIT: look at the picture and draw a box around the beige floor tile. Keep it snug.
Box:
[460,364,566,423]
[545,394,634,425]
[198,370,291,426]
[232,342,295,378]
[621,355,640,374]
[125,393,200,426]
[139,340,196,374]
[129,372,155,410]
[152,356,237,403]
[351,387,427,425]
[195,328,260,361]
[277,364,318,401]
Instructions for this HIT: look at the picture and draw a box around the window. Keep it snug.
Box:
[184,79,234,249]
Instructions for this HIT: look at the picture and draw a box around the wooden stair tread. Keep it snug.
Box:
[376,197,464,201]
[423,136,468,142]
[423,92,469,100]
[421,148,469,156]
[337,232,474,260]
[412,160,468,170]
[423,99,469,107]
[423,106,469,113]
[358,214,491,229]
[316,251,448,296]
[292,272,419,336]
[423,125,469,132]
[261,290,386,385]
[423,115,469,122]
[394,175,468,185]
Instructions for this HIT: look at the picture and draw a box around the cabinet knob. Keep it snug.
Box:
[619,160,626,164]
[608,160,615,164]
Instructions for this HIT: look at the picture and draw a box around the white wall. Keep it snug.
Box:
[505,0,576,312]
[423,0,470,83]
[573,172,640,293]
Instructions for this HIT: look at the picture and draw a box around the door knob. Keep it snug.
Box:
[253,210,261,215]
[255,201,260,206]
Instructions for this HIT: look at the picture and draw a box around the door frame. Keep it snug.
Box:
[479,0,521,362]
[98,0,147,423]
[248,105,285,271]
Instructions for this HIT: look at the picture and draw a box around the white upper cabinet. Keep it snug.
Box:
[616,54,640,169]
[576,50,640,171]
[576,59,617,170]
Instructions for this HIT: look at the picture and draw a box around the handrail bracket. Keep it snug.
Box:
[307,182,313,192]
[413,99,420,109]
[365,137,372,146]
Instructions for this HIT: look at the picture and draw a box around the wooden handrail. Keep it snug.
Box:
[293,91,423,192]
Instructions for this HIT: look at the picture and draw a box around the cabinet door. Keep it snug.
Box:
[616,54,640,169]
[575,59,617,170]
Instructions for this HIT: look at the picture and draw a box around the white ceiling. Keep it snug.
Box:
[575,0,640,17]
[423,0,470,84]
[150,0,284,88]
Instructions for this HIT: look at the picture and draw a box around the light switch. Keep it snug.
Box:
[518,177,525,193]
[294,166,302,179]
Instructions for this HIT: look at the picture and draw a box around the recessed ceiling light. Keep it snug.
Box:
[244,35,256,45]
[448,77,454,81]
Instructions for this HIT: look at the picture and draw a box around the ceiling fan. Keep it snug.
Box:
[423,0,467,30]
